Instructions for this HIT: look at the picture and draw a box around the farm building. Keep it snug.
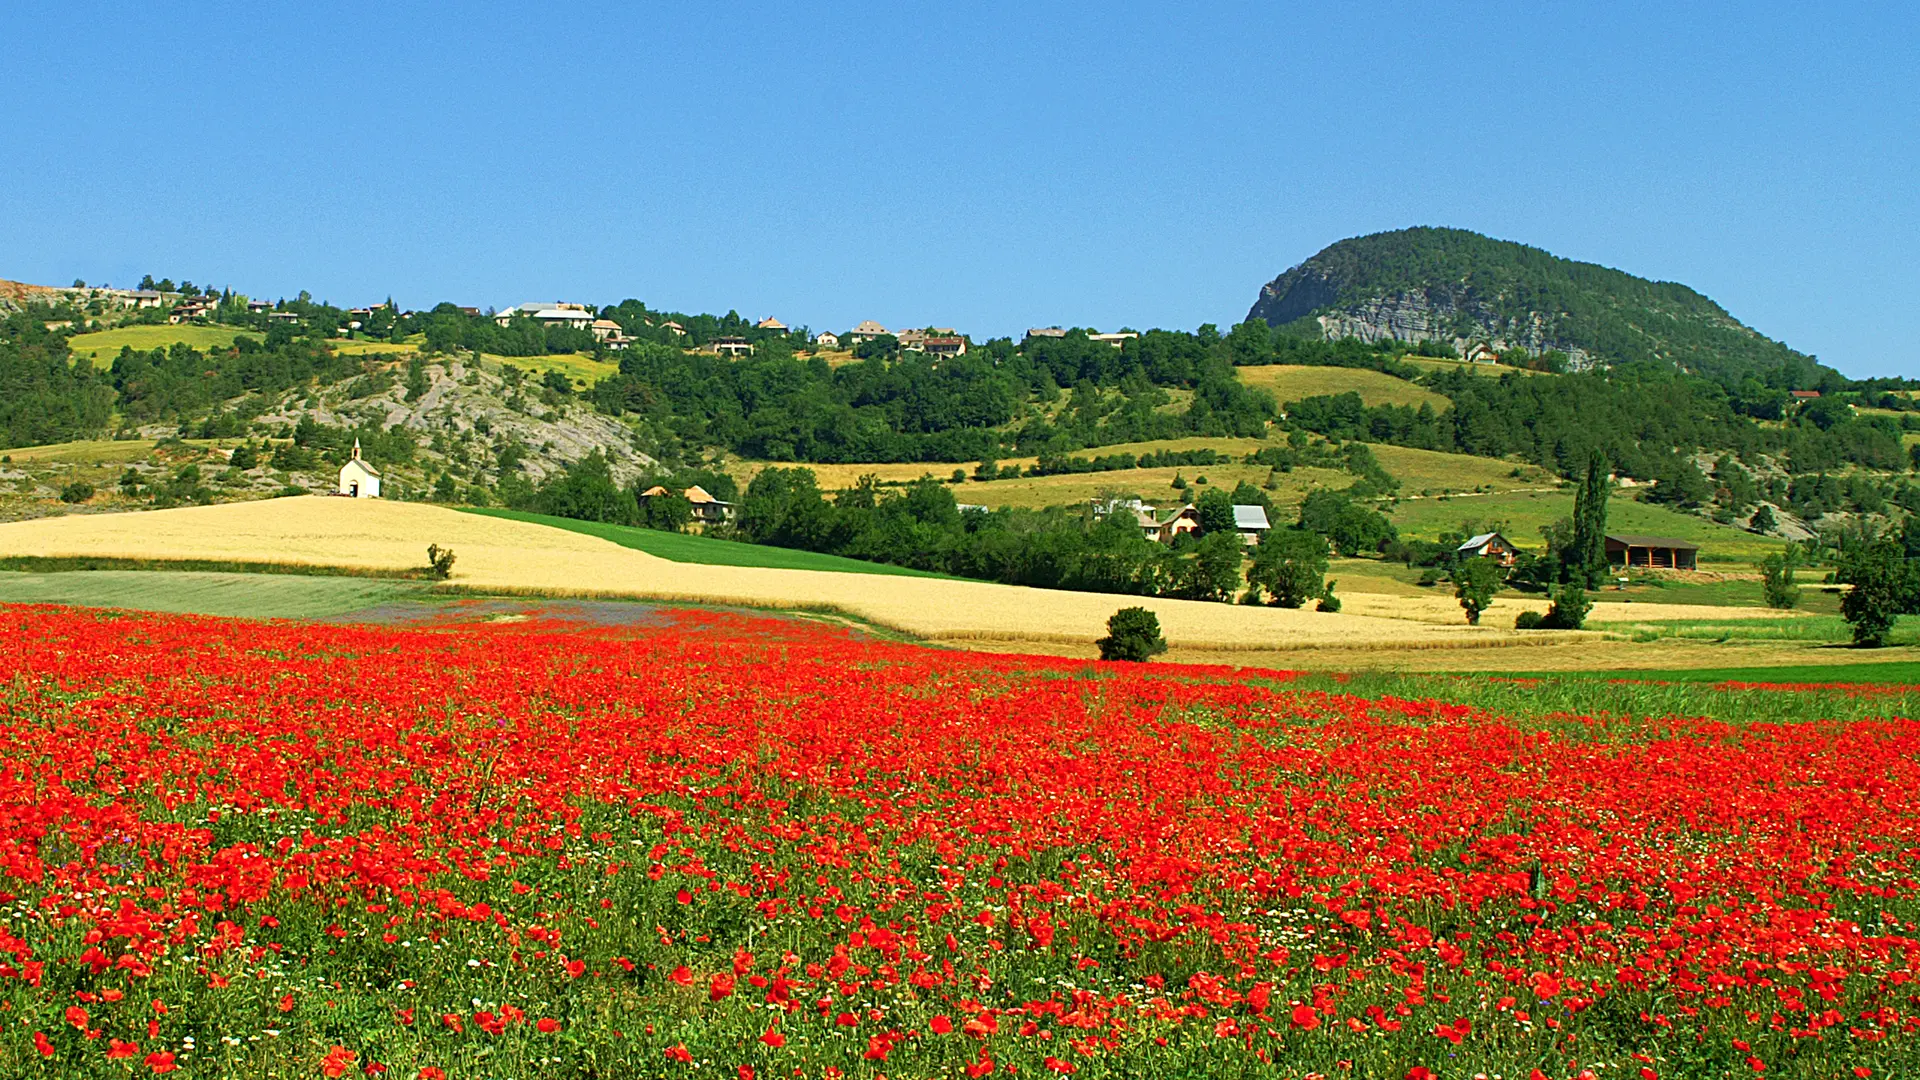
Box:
[642,485,735,524]
[1606,534,1699,570]
[337,440,380,499]
[1233,505,1271,545]
[847,321,891,345]
[1456,532,1521,566]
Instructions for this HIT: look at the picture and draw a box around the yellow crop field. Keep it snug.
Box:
[1,438,234,464]
[1236,364,1450,409]
[485,352,620,386]
[1396,356,1547,378]
[0,497,1546,654]
[67,324,261,361]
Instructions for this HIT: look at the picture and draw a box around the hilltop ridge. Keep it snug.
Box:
[1247,227,1826,386]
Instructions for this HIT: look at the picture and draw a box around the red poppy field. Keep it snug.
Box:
[2,604,1918,1079]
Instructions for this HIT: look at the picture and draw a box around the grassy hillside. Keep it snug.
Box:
[0,569,427,618]
[1235,364,1449,409]
[464,508,953,578]
[1390,489,1786,563]
[67,324,261,360]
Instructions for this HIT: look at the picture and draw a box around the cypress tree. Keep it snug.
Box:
[1570,451,1611,587]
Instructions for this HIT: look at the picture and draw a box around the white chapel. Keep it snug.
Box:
[337,439,381,498]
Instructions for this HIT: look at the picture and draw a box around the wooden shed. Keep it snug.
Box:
[1605,534,1699,570]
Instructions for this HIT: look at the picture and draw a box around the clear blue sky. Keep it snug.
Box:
[3,2,1914,376]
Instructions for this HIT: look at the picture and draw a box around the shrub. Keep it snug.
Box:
[1316,580,1341,613]
[1097,607,1167,662]
[1514,610,1546,630]
[1543,584,1591,629]
[1761,548,1800,609]
[426,544,458,580]
[59,481,94,504]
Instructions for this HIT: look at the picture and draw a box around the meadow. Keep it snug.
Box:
[65,324,261,360]
[0,603,1914,1080]
[1233,363,1451,409]
[1389,488,1787,563]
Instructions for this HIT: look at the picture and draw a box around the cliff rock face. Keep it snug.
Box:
[1246,227,1817,384]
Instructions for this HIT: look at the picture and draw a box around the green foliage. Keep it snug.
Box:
[1454,557,1504,625]
[425,544,457,580]
[1297,488,1395,556]
[1194,487,1236,534]
[1245,528,1329,608]
[1569,451,1611,588]
[1542,583,1591,629]
[1096,606,1167,662]
[1761,546,1801,610]
[534,451,635,525]
[1838,540,1919,647]
[226,442,259,470]
[1316,579,1341,612]
[1750,503,1778,534]
[1174,531,1244,602]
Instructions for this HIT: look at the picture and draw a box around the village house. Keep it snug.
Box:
[337,440,380,499]
[847,320,891,346]
[589,319,634,349]
[1087,331,1138,348]
[1789,389,1822,401]
[1606,534,1700,571]
[1025,327,1068,340]
[166,298,217,324]
[640,484,736,523]
[661,320,687,337]
[1465,343,1501,365]
[813,331,841,349]
[245,299,274,313]
[755,317,788,332]
[1456,531,1522,566]
[1233,504,1272,546]
[709,336,752,357]
[493,302,594,329]
[119,289,166,309]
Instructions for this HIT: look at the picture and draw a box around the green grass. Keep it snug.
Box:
[463,508,955,578]
[67,324,261,360]
[1390,488,1787,563]
[0,570,430,619]
[1291,665,1920,731]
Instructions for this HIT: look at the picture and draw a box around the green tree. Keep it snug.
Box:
[1245,528,1328,608]
[1175,531,1244,603]
[1454,557,1503,625]
[1568,451,1611,588]
[1838,540,1917,647]
[1194,487,1236,535]
[1097,606,1167,661]
[1760,545,1800,609]
[1542,583,1591,629]
[1750,504,1777,534]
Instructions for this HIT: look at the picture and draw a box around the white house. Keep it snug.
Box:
[338,440,381,498]
[813,331,841,349]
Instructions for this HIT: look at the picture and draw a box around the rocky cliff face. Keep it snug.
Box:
[1249,267,1597,371]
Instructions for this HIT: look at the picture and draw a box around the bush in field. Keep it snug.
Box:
[1762,546,1801,609]
[1543,583,1591,629]
[1454,556,1503,625]
[426,543,457,580]
[1514,610,1547,630]
[59,481,94,503]
[1316,579,1341,612]
[1097,606,1167,661]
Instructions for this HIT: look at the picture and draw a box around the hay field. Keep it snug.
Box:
[1236,364,1450,409]
[1396,356,1547,378]
[67,324,261,360]
[484,351,619,386]
[0,498,1545,654]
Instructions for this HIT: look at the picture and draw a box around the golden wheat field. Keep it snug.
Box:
[0,497,1548,651]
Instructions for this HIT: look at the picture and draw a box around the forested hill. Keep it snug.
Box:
[1247,227,1828,387]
